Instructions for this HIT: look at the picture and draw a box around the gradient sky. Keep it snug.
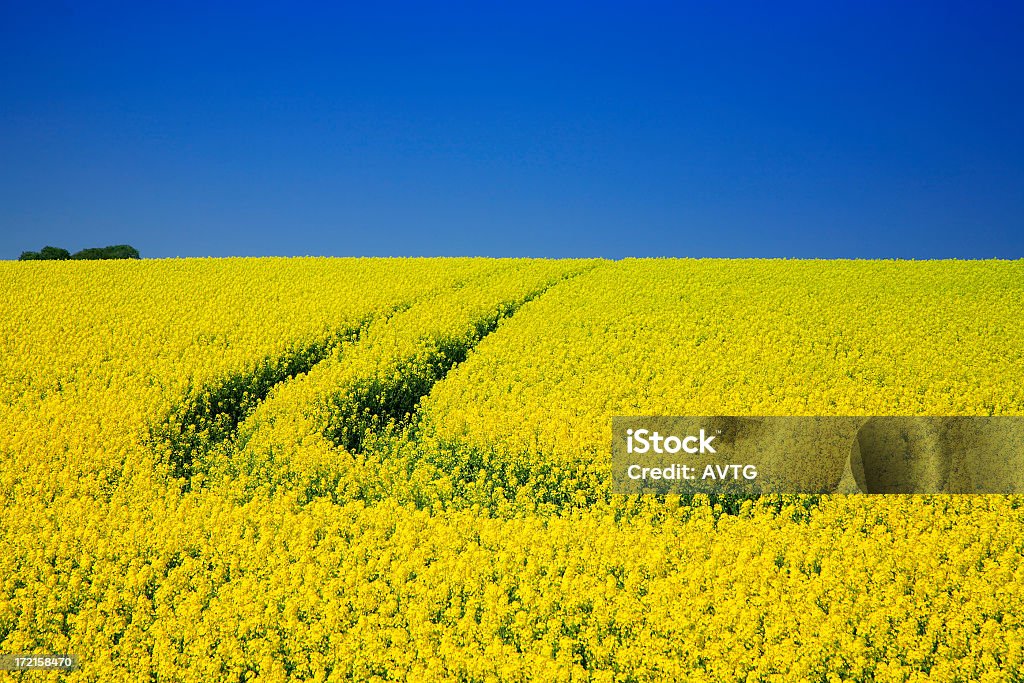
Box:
[2,1,1022,259]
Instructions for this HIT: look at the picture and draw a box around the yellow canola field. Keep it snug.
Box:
[1,258,1024,682]
[417,259,1024,509]
[0,257,499,501]
[202,258,597,503]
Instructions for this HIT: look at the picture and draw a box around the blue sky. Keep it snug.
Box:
[2,1,1022,259]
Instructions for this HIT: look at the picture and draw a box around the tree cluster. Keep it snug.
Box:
[19,244,141,260]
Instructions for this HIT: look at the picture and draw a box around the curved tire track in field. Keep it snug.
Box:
[148,283,447,488]
[147,315,373,488]
[148,264,601,494]
[321,293,544,456]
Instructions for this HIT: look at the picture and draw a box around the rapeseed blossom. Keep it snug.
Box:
[1,258,1022,681]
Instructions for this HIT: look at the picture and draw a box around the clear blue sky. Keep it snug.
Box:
[2,1,1022,259]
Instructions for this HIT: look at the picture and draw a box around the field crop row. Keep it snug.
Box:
[1,258,1023,682]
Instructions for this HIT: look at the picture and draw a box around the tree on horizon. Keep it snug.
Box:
[19,244,141,261]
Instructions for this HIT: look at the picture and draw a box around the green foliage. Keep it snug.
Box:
[18,244,140,260]
[18,245,71,260]
[72,244,141,260]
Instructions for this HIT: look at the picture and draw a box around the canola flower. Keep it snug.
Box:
[1,258,1023,682]
[417,259,1024,510]
[198,258,597,504]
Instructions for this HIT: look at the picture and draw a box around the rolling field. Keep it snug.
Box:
[2,257,1024,682]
